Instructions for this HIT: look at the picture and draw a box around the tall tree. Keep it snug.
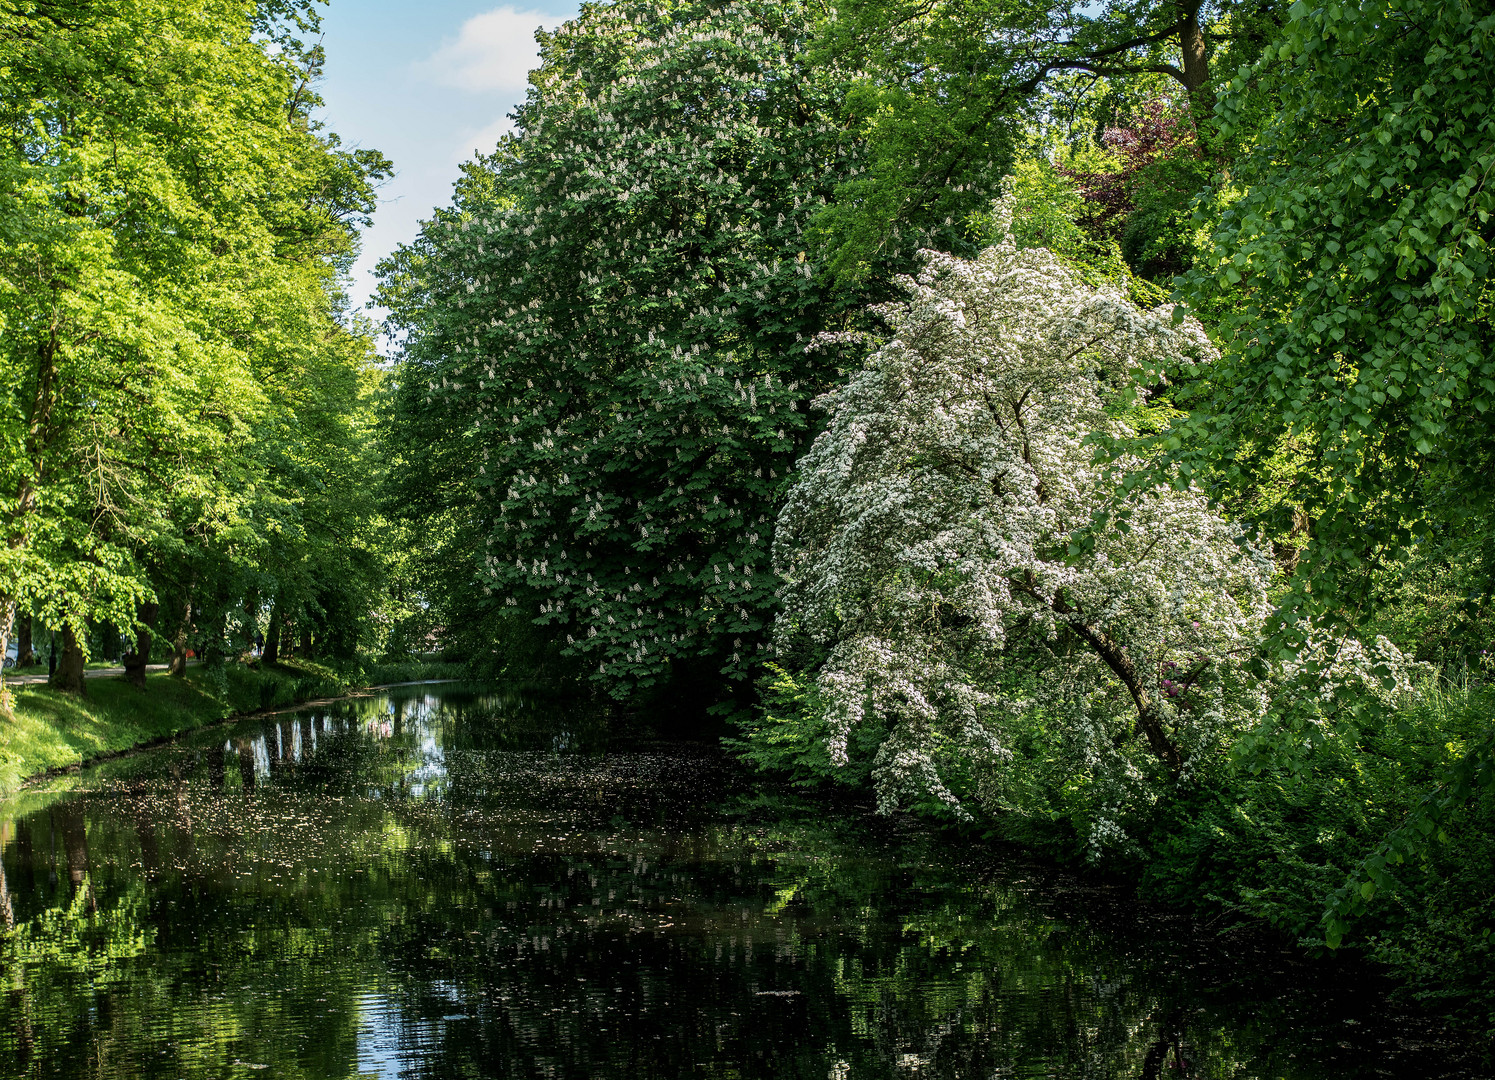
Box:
[809,0,1285,278]
[381,0,1001,700]
[0,0,388,706]
[1166,0,1495,635]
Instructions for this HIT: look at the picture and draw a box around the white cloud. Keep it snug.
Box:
[453,116,519,164]
[421,6,563,95]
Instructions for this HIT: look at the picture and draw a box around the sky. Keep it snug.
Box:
[316,0,581,322]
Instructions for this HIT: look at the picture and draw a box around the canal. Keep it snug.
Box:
[0,684,1477,1078]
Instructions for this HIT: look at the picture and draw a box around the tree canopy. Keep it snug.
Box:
[0,0,391,701]
[1,0,1494,1045]
[1166,0,1495,634]
[379,0,1004,699]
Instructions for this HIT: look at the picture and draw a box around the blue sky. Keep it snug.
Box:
[317,0,580,319]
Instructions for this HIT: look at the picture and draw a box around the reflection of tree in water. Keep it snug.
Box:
[1,799,372,1076]
[1139,1014,1186,1080]
[57,802,93,915]
[0,688,1477,1078]
[0,811,150,1075]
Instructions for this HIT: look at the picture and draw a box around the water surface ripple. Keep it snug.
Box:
[0,685,1477,1078]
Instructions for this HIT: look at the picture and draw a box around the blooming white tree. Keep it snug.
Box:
[380,0,1006,697]
[773,203,1276,826]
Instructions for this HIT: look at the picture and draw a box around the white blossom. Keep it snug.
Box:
[774,205,1274,838]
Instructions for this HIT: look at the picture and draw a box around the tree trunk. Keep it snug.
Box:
[16,610,34,668]
[1179,9,1208,92]
[242,591,259,659]
[49,624,87,697]
[3,322,62,714]
[122,600,159,689]
[169,599,192,676]
[0,600,15,714]
[1178,2,1214,125]
[204,610,227,666]
[1030,581,1184,775]
[299,625,313,660]
[1066,616,1182,775]
[263,602,281,665]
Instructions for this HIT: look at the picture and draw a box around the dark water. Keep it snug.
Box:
[0,685,1479,1079]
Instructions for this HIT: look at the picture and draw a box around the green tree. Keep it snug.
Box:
[1165,0,1495,635]
[381,0,980,701]
[810,0,1286,279]
[0,0,389,704]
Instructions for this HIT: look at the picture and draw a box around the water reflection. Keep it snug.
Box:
[0,685,1478,1079]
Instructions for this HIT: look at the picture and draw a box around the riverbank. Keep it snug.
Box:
[0,659,469,795]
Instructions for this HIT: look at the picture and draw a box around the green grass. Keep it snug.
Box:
[358,658,470,686]
[0,661,353,795]
[4,660,119,678]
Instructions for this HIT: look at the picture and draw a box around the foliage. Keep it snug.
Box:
[0,0,391,702]
[771,211,1271,842]
[1166,0,1495,635]
[807,0,1287,280]
[1361,532,1495,666]
[1140,679,1495,1035]
[0,0,1488,1041]
[1321,692,1495,948]
[985,153,1159,305]
[726,663,884,790]
[358,658,472,687]
[1059,96,1214,282]
[380,0,965,701]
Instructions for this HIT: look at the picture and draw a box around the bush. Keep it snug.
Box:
[358,659,471,687]
[1139,680,1495,1036]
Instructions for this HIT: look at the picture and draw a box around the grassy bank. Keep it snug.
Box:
[359,658,470,686]
[0,658,468,796]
